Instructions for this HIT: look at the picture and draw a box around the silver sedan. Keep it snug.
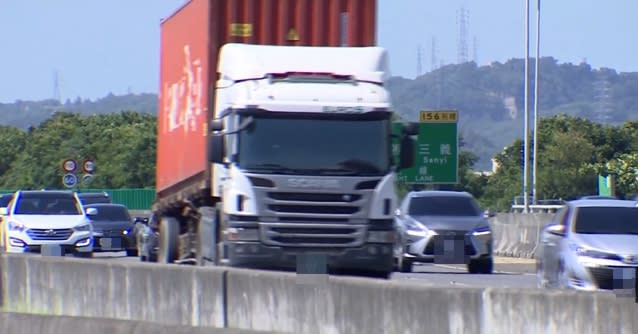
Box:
[394,190,494,274]
[536,198,638,292]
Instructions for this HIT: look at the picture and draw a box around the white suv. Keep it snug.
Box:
[0,190,96,257]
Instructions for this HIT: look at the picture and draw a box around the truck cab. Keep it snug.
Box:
[206,44,414,277]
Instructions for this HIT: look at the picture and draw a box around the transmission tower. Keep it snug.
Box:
[417,45,423,77]
[593,71,614,124]
[431,36,438,72]
[53,70,61,103]
[456,7,469,64]
[473,36,479,64]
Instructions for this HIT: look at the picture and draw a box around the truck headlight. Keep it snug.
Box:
[367,231,396,243]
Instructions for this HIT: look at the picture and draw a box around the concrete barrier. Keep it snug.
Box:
[0,312,265,334]
[489,212,553,258]
[4,242,638,334]
[225,269,638,334]
[0,254,226,328]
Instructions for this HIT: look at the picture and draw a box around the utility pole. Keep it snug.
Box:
[523,0,531,213]
[532,0,541,205]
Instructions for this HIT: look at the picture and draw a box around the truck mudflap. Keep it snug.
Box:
[226,241,394,274]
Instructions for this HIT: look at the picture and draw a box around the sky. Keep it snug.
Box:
[1,0,637,103]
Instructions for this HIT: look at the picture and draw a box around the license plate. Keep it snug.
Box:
[99,237,122,250]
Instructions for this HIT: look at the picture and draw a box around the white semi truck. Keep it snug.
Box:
[153,42,416,278]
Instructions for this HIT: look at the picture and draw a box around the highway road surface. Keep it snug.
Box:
[92,252,538,289]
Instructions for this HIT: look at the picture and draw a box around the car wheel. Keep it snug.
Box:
[557,262,569,289]
[536,260,550,288]
[468,257,493,274]
[398,254,413,273]
[74,251,93,258]
[126,249,138,257]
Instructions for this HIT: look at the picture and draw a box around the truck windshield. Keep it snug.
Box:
[238,112,391,176]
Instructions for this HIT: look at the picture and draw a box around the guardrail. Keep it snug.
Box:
[510,204,563,213]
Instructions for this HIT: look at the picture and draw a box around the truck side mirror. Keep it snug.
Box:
[402,123,419,136]
[211,119,224,132]
[398,135,415,170]
[208,135,224,163]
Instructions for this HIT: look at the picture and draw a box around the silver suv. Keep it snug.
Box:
[394,190,494,273]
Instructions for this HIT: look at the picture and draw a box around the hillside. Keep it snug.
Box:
[2,56,637,170]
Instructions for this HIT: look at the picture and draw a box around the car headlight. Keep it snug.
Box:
[405,219,434,237]
[471,225,492,236]
[74,223,91,232]
[570,243,621,260]
[8,221,26,232]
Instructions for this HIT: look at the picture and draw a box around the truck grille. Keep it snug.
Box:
[266,192,361,215]
[268,193,361,202]
[27,228,73,241]
[260,223,365,247]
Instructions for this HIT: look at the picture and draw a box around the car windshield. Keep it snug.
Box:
[408,195,482,217]
[87,205,131,222]
[0,194,13,208]
[14,192,82,215]
[78,194,111,205]
[238,112,391,176]
[574,206,638,234]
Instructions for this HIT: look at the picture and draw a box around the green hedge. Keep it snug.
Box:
[0,188,156,210]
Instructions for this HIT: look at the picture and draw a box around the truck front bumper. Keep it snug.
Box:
[227,241,394,273]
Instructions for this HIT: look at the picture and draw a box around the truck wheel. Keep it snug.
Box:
[158,216,179,264]
[197,206,216,266]
[215,202,226,265]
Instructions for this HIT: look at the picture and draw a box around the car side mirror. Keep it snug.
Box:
[0,207,8,215]
[85,207,98,216]
[483,210,496,218]
[547,224,566,237]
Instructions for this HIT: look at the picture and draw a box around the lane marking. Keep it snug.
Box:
[432,263,536,276]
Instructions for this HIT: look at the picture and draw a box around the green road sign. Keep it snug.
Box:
[393,110,459,184]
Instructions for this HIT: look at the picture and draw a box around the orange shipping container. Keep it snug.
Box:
[157,0,377,195]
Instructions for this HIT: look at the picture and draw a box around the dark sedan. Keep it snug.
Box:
[84,203,137,256]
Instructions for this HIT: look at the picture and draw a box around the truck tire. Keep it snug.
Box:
[158,216,179,264]
[214,202,225,265]
[197,206,216,266]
